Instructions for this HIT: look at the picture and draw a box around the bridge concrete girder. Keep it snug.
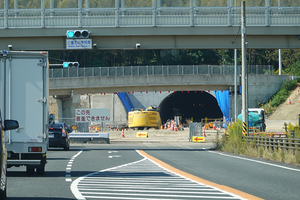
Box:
[1,27,300,50]
[49,74,237,96]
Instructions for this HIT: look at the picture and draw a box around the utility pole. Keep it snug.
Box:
[241,1,248,136]
[234,49,237,121]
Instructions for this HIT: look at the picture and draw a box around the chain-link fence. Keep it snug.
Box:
[56,118,127,133]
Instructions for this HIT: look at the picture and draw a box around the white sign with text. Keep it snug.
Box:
[75,108,110,123]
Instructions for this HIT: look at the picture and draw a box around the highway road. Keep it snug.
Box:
[7,142,300,200]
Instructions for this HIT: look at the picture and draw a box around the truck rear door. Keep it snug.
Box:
[1,54,47,143]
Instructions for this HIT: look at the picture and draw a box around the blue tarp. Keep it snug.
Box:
[117,92,134,112]
[214,90,230,122]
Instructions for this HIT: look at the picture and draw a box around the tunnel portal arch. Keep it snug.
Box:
[159,91,223,124]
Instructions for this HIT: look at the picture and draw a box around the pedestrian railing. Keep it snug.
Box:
[1,6,300,28]
[49,65,273,79]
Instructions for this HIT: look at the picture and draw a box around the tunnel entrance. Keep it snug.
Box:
[159,91,223,124]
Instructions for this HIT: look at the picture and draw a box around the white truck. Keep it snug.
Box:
[0,50,49,175]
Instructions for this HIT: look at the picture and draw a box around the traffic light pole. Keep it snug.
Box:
[241,1,248,136]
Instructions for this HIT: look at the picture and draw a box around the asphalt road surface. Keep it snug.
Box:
[7,141,300,200]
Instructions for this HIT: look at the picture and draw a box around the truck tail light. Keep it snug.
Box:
[62,129,66,137]
[28,147,42,152]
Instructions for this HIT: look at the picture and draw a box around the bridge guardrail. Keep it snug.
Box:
[49,65,273,79]
[0,6,299,28]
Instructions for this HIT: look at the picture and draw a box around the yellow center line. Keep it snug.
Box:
[138,150,264,200]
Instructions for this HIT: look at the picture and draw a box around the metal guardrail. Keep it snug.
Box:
[244,136,300,150]
[0,6,300,28]
[69,132,109,138]
[49,65,273,79]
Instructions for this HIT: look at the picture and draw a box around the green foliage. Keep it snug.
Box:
[285,61,300,76]
[219,121,300,165]
[219,121,247,154]
[261,79,298,115]
[285,123,300,139]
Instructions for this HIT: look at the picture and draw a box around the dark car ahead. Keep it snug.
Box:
[48,122,70,151]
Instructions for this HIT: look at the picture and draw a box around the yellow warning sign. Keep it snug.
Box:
[72,126,77,130]
[136,132,148,138]
[192,136,205,142]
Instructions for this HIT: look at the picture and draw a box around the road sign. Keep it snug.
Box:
[192,136,205,142]
[66,39,92,49]
[136,132,148,138]
[75,108,110,123]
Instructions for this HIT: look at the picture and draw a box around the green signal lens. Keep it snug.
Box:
[63,62,69,68]
[67,31,74,38]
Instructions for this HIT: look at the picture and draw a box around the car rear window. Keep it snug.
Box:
[49,129,63,134]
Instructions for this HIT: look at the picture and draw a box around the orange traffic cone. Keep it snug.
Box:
[213,123,216,130]
[288,98,291,104]
[202,126,206,137]
[121,129,125,137]
[164,124,167,130]
[174,125,177,131]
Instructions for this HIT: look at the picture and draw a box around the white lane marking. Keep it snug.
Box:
[208,151,300,172]
[65,150,83,182]
[71,158,148,200]
[108,151,121,159]
[108,155,121,158]
[108,151,118,153]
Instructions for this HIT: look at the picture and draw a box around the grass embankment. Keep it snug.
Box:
[215,121,300,166]
[260,79,299,116]
[215,79,300,165]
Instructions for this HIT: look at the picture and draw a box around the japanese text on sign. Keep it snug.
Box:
[75,108,110,122]
[66,39,92,49]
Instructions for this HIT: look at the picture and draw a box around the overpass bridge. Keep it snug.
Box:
[48,64,288,126]
[49,65,273,96]
[1,0,300,50]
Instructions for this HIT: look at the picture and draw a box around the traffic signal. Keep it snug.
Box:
[66,30,90,39]
[63,62,79,68]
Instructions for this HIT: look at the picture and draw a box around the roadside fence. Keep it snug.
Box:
[244,136,300,150]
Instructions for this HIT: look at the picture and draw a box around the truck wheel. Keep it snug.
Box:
[26,166,35,175]
[36,166,45,175]
[0,187,7,200]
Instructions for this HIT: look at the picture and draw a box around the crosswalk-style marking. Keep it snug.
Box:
[71,158,245,200]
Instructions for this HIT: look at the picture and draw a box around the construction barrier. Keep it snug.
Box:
[136,132,148,137]
[192,136,205,142]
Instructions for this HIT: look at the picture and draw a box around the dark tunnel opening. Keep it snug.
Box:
[159,91,223,124]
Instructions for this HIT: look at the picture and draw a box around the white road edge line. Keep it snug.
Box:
[208,150,300,172]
